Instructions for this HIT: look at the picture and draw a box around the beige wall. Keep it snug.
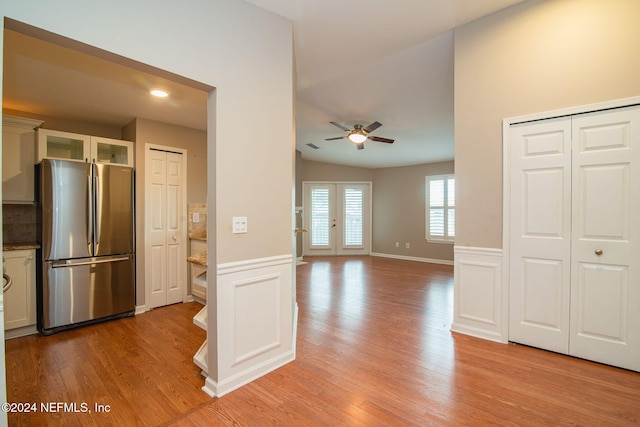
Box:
[129,118,207,203]
[123,118,207,305]
[454,0,640,248]
[302,159,374,182]
[372,161,454,261]
[301,159,455,262]
[3,108,122,139]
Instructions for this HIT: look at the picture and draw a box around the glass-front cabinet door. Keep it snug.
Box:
[37,129,134,167]
[92,137,133,167]
[37,129,90,162]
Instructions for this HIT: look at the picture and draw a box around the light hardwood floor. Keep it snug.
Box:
[6,256,640,426]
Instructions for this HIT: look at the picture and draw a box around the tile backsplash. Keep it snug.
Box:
[188,203,207,237]
[3,204,37,243]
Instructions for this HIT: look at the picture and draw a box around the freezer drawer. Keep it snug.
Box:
[40,255,135,333]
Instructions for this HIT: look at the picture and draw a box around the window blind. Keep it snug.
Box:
[311,188,330,246]
[343,187,363,246]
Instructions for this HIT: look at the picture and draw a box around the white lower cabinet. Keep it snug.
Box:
[3,250,37,337]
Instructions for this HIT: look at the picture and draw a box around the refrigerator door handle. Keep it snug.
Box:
[87,174,93,247]
[94,174,101,246]
[51,256,130,268]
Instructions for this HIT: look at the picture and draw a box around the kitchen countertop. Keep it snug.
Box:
[3,241,41,251]
[189,230,207,241]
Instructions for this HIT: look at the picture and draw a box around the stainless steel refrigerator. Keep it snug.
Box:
[38,159,135,335]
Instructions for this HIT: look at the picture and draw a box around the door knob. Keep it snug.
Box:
[595,249,603,256]
[172,236,177,242]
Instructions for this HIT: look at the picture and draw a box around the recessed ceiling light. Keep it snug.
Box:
[150,89,169,98]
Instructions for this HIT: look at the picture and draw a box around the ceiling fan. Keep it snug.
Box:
[325,121,395,150]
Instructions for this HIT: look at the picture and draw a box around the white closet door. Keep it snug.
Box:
[509,118,572,354]
[148,148,168,308]
[147,148,186,309]
[570,106,640,371]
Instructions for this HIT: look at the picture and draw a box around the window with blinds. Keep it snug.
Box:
[343,187,363,246]
[311,188,330,246]
[426,175,455,242]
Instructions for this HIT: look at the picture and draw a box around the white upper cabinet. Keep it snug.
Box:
[37,129,134,167]
[37,128,90,163]
[2,115,44,203]
[92,136,134,166]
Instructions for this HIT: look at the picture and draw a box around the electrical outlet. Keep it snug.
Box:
[395,242,399,248]
[405,243,410,248]
[193,212,200,223]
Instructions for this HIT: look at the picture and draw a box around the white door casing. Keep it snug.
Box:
[146,145,187,309]
[508,104,640,372]
[302,182,371,256]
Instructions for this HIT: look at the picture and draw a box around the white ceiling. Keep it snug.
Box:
[2,0,525,168]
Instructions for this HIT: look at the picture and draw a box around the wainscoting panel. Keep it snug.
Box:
[452,246,506,343]
[203,254,295,397]
[232,273,282,365]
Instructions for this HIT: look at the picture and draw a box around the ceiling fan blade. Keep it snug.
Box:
[369,136,394,143]
[356,142,365,150]
[363,121,382,133]
[330,121,351,132]
[325,136,346,141]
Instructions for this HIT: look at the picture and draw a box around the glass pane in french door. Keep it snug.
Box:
[343,187,363,247]
[310,187,330,246]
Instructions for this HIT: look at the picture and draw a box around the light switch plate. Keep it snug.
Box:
[232,216,248,234]
[193,212,200,223]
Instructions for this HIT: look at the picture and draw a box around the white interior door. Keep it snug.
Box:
[302,182,370,256]
[146,146,186,309]
[509,105,640,372]
[509,117,572,354]
[569,106,640,371]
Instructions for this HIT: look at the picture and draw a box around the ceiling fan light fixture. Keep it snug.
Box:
[348,131,367,143]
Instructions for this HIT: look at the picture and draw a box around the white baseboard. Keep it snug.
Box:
[452,246,507,343]
[4,325,37,339]
[370,252,454,266]
[135,305,147,315]
[203,350,295,397]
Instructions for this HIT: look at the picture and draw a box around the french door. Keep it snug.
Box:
[302,182,371,256]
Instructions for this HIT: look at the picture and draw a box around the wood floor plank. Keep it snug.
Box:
[5,302,209,426]
[5,256,640,426]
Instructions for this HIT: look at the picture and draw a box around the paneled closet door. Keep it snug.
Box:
[147,148,186,309]
[508,117,572,354]
[570,106,640,372]
[509,105,640,372]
